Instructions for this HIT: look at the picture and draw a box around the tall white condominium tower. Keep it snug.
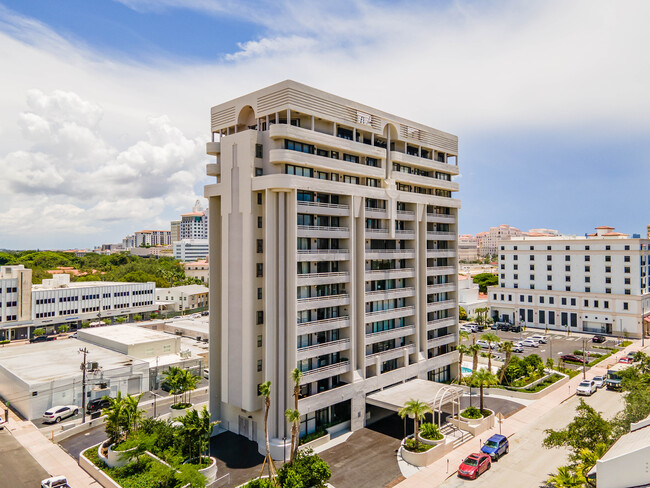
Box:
[180,200,209,240]
[205,80,460,458]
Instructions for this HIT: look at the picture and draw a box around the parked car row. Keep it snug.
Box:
[458,435,510,480]
[491,322,522,333]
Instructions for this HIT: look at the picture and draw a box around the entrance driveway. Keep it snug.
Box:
[320,415,405,488]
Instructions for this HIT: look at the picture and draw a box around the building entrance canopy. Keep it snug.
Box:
[366,379,463,425]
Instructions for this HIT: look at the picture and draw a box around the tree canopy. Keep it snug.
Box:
[472,273,498,293]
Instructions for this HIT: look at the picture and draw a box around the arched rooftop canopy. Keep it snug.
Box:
[366,378,463,412]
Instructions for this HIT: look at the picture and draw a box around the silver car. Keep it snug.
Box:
[592,376,606,388]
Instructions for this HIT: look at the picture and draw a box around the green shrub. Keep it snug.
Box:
[245,478,275,488]
[420,422,443,440]
[170,403,192,410]
[299,430,326,445]
[621,340,633,347]
[0,340,9,345]
[278,448,332,488]
[403,438,433,452]
[460,406,483,419]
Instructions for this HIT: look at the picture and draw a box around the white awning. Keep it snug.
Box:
[366,378,463,412]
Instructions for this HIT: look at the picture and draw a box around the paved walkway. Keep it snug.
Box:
[5,416,101,487]
[396,342,640,488]
[0,429,51,487]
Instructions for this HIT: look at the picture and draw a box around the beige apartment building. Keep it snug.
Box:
[205,80,460,458]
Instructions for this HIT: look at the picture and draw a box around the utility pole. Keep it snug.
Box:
[79,347,89,424]
[642,300,645,348]
[582,338,586,380]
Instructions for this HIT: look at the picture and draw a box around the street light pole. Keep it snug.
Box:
[79,347,89,424]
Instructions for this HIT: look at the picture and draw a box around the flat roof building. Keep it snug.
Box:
[488,227,650,338]
[205,80,460,458]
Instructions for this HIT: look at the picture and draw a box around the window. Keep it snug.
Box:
[514,264,518,270]
[606,245,611,250]
[585,256,590,262]
[514,256,518,260]
[257,193,263,204]
[566,276,571,282]
[625,289,631,295]
[623,302,629,310]
[625,245,630,250]
[528,295,533,303]
[605,256,611,262]
[286,164,313,177]
[255,144,263,158]
[501,255,505,260]
[561,298,567,305]
[257,360,263,372]
[585,245,590,250]
[547,255,552,261]
[571,298,576,306]
[530,274,535,280]
[625,267,630,273]
[606,288,612,294]
[584,299,589,306]
[519,295,524,301]
[285,139,314,154]
[566,286,571,291]
[514,274,518,279]
[549,297,555,304]
[540,296,545,304]
[565,256,570,261]
[258,216,263,228]
[547,246,551,250]
[530,255,535,260]
[258,288,263,300]
[605,277,611,284]
[256,311,264,324]
[256,263,263,277]
[605,266,611,273]
[500,274,505,279]
[530,245,535,250]
[624,256,631,262]
[547,265,552,271]
[585,266,590,272]
[257,239,263,253]
[604,301,609,309]
[565,245,570,251]
[343,153,359,164]
[585,287,590,292]
[547,285,552,290]
[585,276,591,283]
[257,335,263,347]
[530,264,535,270]
[625,278,630,285]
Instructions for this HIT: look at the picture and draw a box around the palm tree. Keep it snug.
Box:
[104,392,124,445]
[546,465,586,487]
[284,409,301,463]
[398,399,432,450]
[121,393,144,436]
[258,381,278,483]
[459,329,469,343]
[470,369,498,413]
[481,332,500,371]
[457,344,471,383]
[163,366,182,405]
[289,368,303,462]
[469,343,481,372]
[498,341,514,384]
[575,442,608,479]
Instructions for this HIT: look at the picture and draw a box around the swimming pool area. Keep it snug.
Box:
[461,366,472,375]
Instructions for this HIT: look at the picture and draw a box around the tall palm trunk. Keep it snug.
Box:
[479,383,484,412]
[487,345,492,371]
[472,350,479,371]
[414,417,420,449]
[264,396,273,479]
[499,351,511,384]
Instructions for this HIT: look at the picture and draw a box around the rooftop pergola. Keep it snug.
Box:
[366,379,464,425]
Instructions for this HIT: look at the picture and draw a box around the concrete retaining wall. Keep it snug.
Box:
[79,443,121,488]
[458,371,570,401]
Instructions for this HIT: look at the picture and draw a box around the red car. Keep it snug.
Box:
[619,356,633,364]
[458,452,491,479]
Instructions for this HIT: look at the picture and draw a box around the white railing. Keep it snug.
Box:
[395,229,415,236]
[366,343,415,360]
[297,294,349,304]
[297,201,349,210]
[427,266,456,274]
[427,300,456,309]
[297,316,350,329]
[365,305,415,318]
[297,249,349,255]
[302,360,350,377]
[298,225,349,232]
[366,267,415,276]
[427,231,456,237]
[365,248,414,254]
[365,228,389,234]
[427,283,454,291]
[396,210,415,217]
[297,272,350,280]
[365,286,415,298]
[297,338,350,353]
[366,325,416,340]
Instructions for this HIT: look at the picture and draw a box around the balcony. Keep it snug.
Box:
[297,225,350,239]
[300,360,351,385]
[365,248,415,260]
[365,228,390,238]
[427,317,456,330]
[206,141,221,156]
[427,231,456,241]
[392,171,459,192]
[269,148,384,179]
[427,213,456,224]
[365,207,388,218]
[297,338,351,361]
[365,343,416,362]
[297,201,349,218]
[297,249,349,262]
[426,249,456,259]
[427,334,457,349]
[426,300,456,313]
[206,162,220,177]
[365,325,416,345]
[297,271,350,286]
[364,305,416,323]
[365,286,415,301]
[396,209,415,220]
[390,150,459,175]
[365,267,416,280]
[426,266,456,276]
[269,124,385,160]
[395,229,416,239]
[427,283,456,294]
[297,294,350,311]
[297,316,350,335]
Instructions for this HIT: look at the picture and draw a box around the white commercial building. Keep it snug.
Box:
[156,285,209,312]
[0,265,33,341]
[134,230,172,247]
[458,234,479,261]
[488,226,650,338]
[173,239,209,262]
[180,201,209,240]
[183,258,209,284]
[204,80,460,457]
[458,276,487,317]
[591,414,650,488]
[0,339,150,420]
[477,224,523,257]
[31,274,156,331]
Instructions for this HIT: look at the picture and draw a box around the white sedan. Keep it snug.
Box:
[43,405,79,424]
[576,380,598,396]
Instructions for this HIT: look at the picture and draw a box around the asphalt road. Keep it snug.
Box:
[58,391,209,460]
[438,387,626,487]
[463,329,621,369]
[0,429,51,487]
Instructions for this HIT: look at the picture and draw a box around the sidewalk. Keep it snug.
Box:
[395,341,640,488]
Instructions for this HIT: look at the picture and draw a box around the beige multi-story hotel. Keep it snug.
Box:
[489,226,650,338]
[204,80,460,457]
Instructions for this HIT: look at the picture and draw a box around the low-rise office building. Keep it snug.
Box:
[173,239,209,262]
[0,265,33,340]
[183,258,209,284]
[156,285,209,312]
[488,227,650,337]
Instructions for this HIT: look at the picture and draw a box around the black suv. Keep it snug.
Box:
[86,397,111,413]
[508,324,522,333]
[592,335,607,343]
[30,335,56,343]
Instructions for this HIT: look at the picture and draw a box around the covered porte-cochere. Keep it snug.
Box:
[366,379,464,427]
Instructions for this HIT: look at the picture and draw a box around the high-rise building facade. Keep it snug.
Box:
[180,201,209,240]
[170,220,181,242]
[205,81,460,457]
[488,226,650,337]
[134,230,172,247]
[477,224,522,257]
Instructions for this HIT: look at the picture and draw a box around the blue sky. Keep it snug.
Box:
[0,0,648,249]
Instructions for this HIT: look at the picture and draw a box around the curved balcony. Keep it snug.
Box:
[297,338,351,361]
[206,163,220,177]
[269,148,384,179]
[390,150,459,175]
[393,170,459,192]
[206,141,221,155]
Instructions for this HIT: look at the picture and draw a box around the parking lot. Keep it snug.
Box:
[462,327,624,370]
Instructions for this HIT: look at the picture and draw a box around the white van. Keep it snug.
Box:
[530,334,548,344]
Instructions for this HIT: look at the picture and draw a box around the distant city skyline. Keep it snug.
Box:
[0,0,648,249]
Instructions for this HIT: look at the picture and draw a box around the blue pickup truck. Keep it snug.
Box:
[481,434,509,460]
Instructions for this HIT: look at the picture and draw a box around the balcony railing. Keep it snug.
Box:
[366,324,416,342]
[427,334,457,348]
[300,360,351,385]
[427,213,455,223]
[365,286,415,298]
[365,267,415,279]
[426,300,456,311]
[427,317,456,329]
[365,305,415,322]
[297,249,349,255]
[298,225,349,233]
[297,316,350,334]
[297,338,350,360]
[427,231,456,237]
[297,294,349,304]
[365,343,416,360]
[297,271,350,283]
[297,201,349,210]
[427,283,456,292]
